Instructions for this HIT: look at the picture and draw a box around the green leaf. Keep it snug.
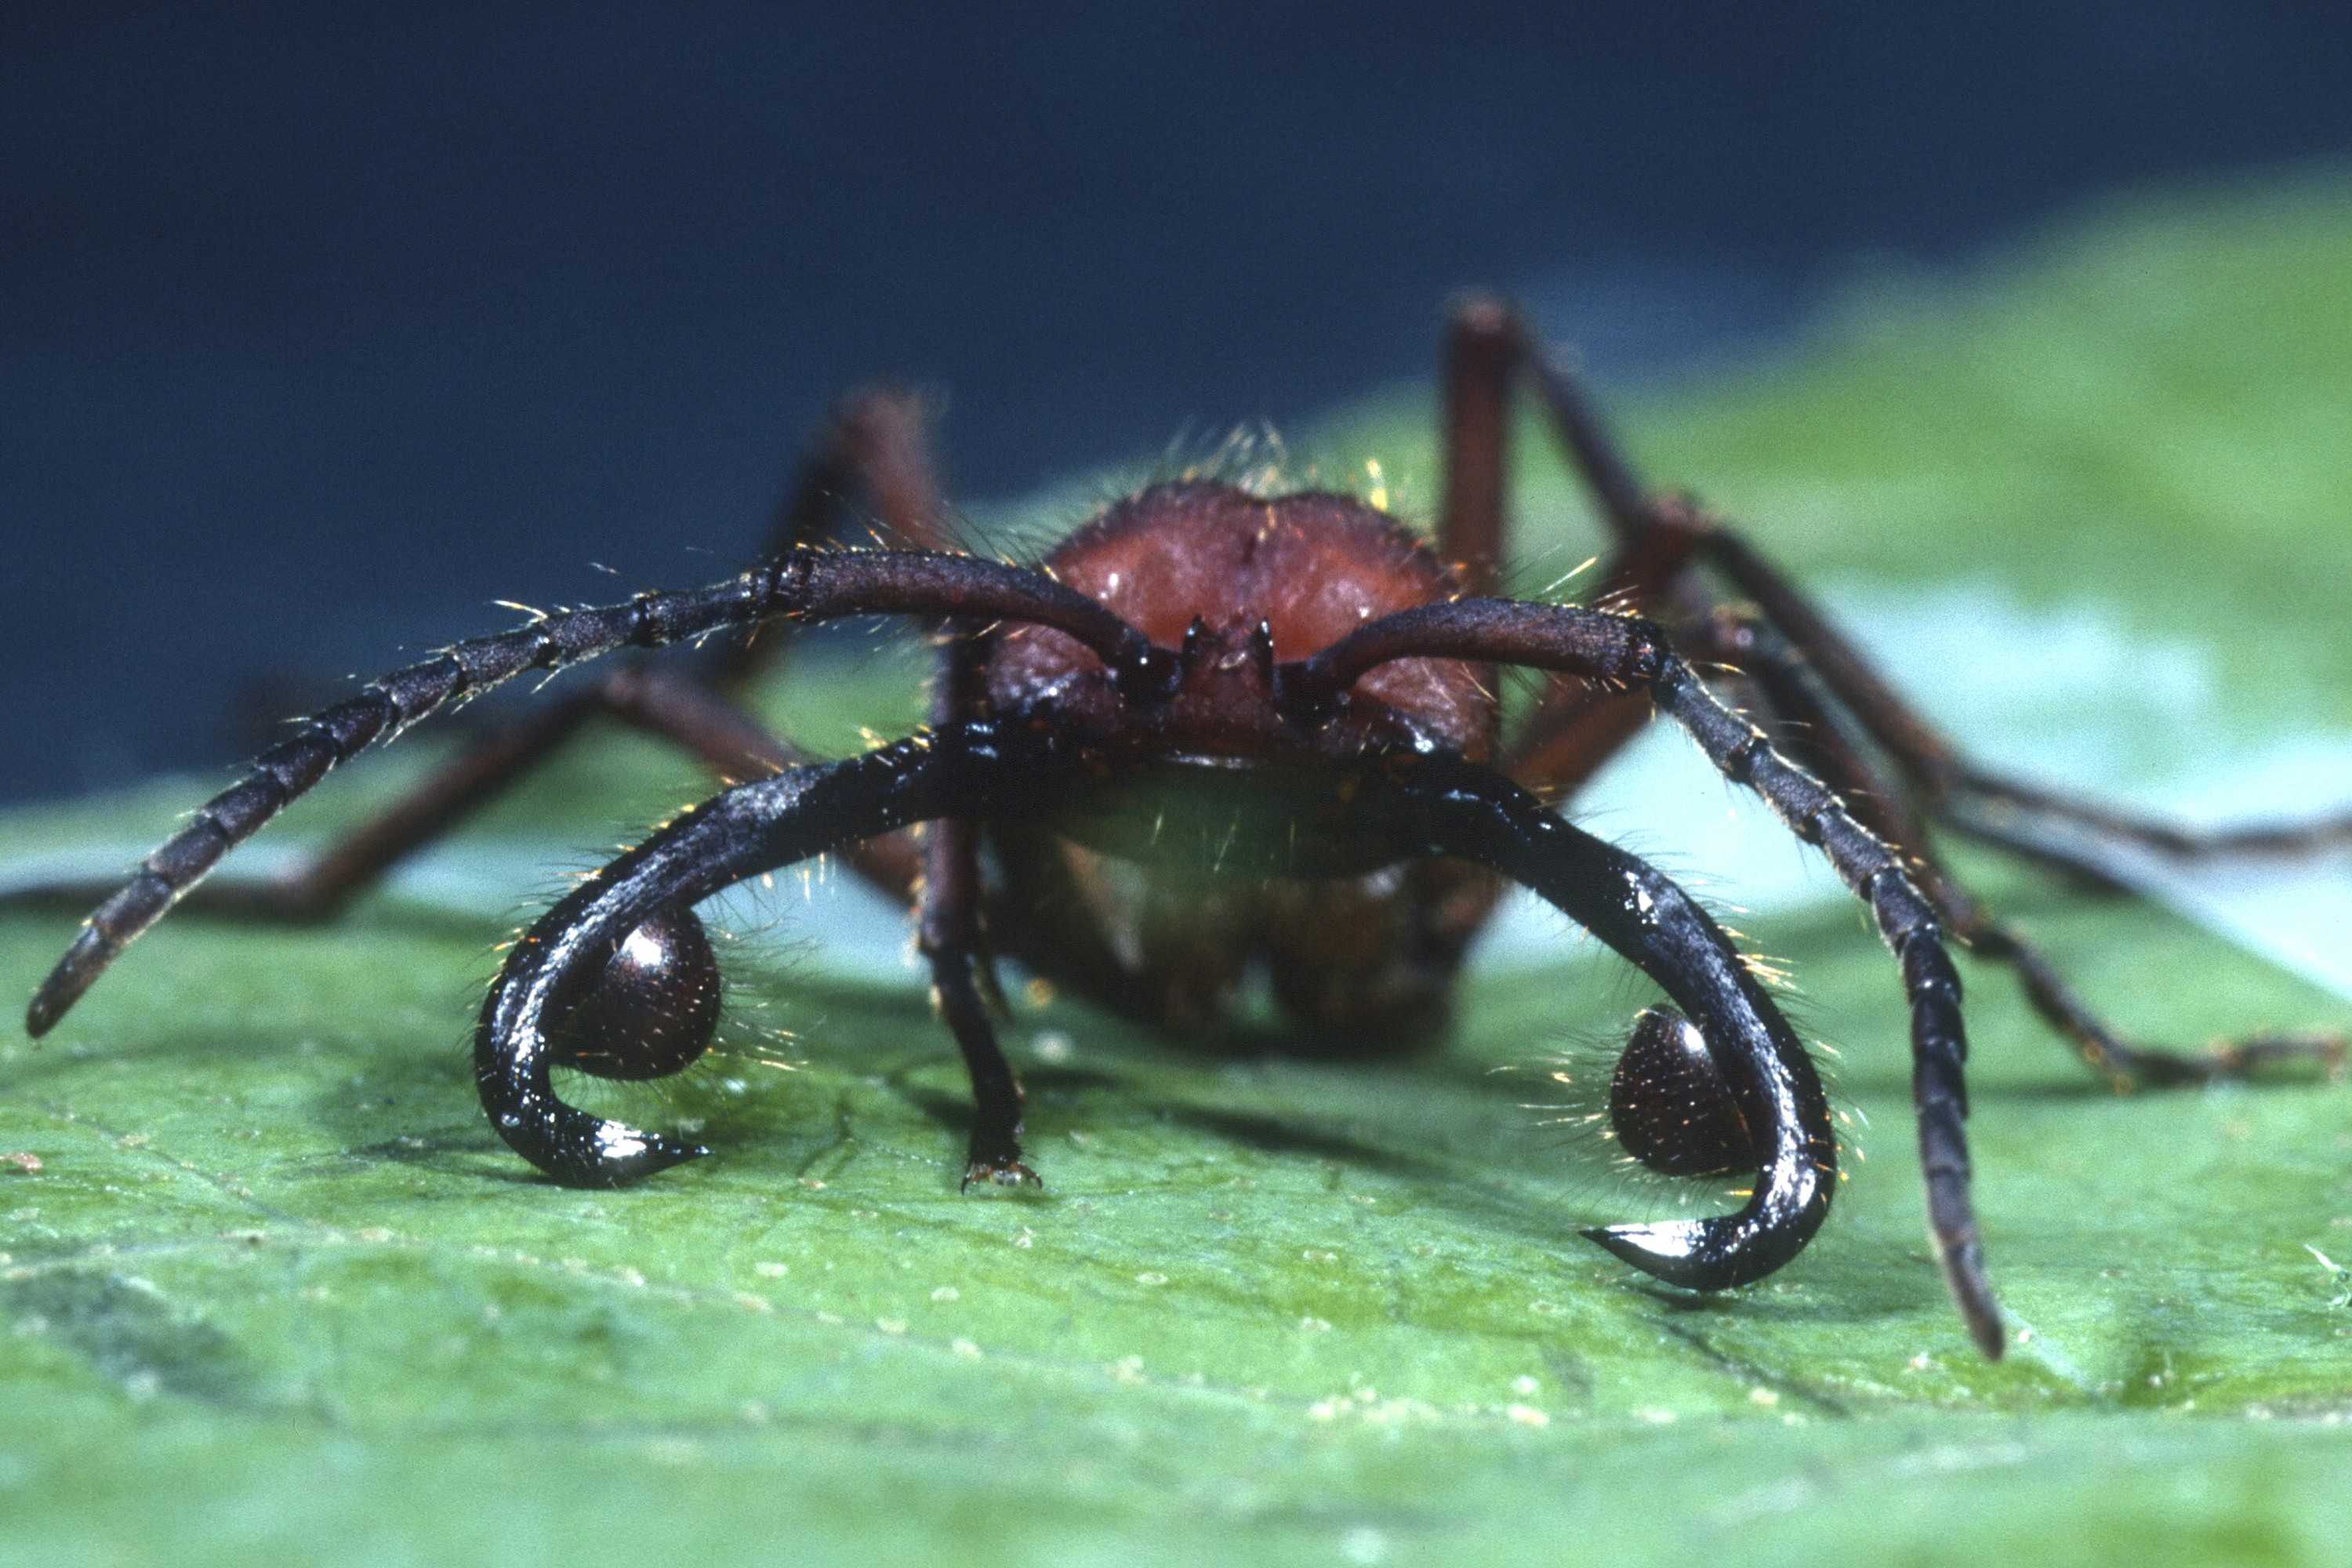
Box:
[5,180,2351,1566]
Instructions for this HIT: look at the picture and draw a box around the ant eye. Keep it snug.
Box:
[546,906,722,1081]
[1608,1005,1755,1178]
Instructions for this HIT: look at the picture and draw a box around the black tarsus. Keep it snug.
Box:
[920,626,1036,1186]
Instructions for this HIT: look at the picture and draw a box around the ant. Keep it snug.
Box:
[16,299,2346,1359]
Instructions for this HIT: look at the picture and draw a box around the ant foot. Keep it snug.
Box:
[2218,1029,2348,1082]
[960,1152,1041,1191]
[2112,1028,2347,1089]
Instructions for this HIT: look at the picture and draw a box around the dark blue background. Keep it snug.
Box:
[9,2,2352,801]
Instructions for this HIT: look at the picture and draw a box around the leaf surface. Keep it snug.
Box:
[5,180,2352,1567]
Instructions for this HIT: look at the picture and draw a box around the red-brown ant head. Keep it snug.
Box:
[985,481,1497,760]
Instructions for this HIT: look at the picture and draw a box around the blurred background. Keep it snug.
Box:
[9,1,2352,803]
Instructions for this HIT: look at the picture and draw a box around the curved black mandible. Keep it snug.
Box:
[1385,752,1837,1290]
[474,719,1083,1185]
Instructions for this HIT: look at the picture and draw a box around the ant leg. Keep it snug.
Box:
[1437,297,1515,595]
[1434,299,1664,1017]
[1446,294,1711,609]
[924,814,1034,1187]
[921,630,1034,1187]
[1943,768,2352,862]
[1684,609,2345,1085]
[475,717,1085,1186]
[704,385,957,691]
[1686,534,2351,1083]
[1694,528,2352,863]
[1509,320,2352,868]
[1462,299,2345,1081]
[1479,299,2082,833]
[1432,296,1704,802]
[1437,296,1675,941]
[1692,608,2347,1087]
[1283,598,2003,1356]
[1440,293,1654,543]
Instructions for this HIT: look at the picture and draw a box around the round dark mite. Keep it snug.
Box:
[545,905,722,1080]
[1608,1005,1757,1178]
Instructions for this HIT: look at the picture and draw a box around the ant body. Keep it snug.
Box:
[20,300,2345,1358]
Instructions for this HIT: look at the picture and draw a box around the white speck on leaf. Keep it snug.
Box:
[2309,1245,2351,1308]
